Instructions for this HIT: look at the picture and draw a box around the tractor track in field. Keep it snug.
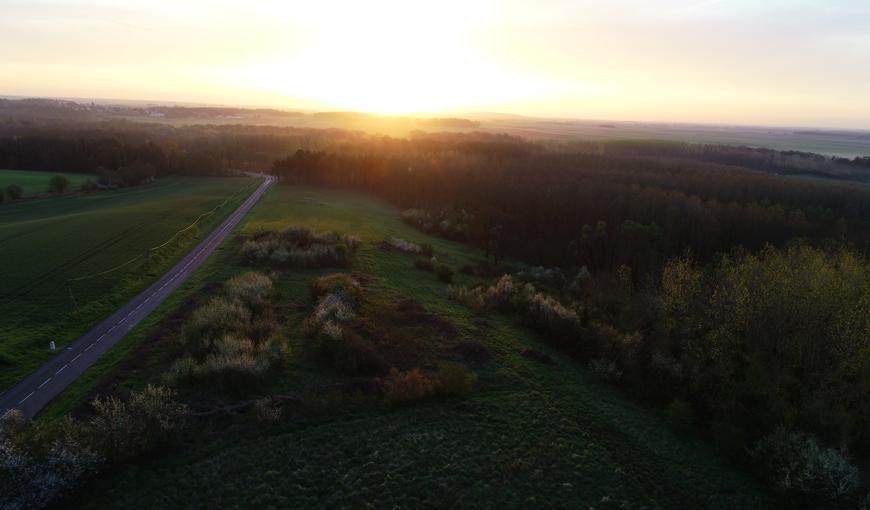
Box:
[2,222,150,298]
[0,180,246,299]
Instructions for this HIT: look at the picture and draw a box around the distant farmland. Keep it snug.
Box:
[0,169,96,196]
[0,175,257,391]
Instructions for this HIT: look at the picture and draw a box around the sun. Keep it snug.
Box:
[230,1,551,115]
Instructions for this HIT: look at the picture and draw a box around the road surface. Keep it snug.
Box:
[0,175,274,419]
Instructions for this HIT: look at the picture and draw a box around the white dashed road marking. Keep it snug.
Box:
[1,178,273,418]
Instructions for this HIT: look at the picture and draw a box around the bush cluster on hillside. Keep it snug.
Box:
[450,275,586,351]
[1,385,186,509]
[400,208,471,241]
[303,274,385,375]
[4,184,23,201]
[380,237,433,256]
[382,363,477,404]
[413,257,454,283]
[169,272,287,388]
[241,227,359,268]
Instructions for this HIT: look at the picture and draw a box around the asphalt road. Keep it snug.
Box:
[0,175,274,419]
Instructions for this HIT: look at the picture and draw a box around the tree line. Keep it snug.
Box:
[272,133,870,278]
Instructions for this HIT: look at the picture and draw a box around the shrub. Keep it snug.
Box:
[170,335,287,386]
[752,428,861,501]
[89,385,186,462]
[0,425,101,510]
[400,208,472,241]
[383,237,423,254]
[183,297,251,353]
[309,291,357,332]
[242,228,358,268]
[49,175,69,193]
[5,184,23,201]
[226,271,273,310]
[81,179,99,192]
[588,358,622,383]
[314,329,386,376]
[517,266,567,290]
[253,398,282,424]
[460,264,475,275]
[310,273,361,301]
[435,263,454,283]
[383,368,435,403]
[434,363,477,397]
[0,409,26,439]
[414,258,435,272]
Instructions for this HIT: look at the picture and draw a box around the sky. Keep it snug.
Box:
[1,0,869,128]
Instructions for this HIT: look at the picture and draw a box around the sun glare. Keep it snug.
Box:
[228,1,554,114]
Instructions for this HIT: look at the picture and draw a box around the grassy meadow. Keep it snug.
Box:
[0,175,258,391]
[57,185,775,508]
[0,169,96,196]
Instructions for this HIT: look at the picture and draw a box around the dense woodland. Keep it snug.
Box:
[272,134,870,274]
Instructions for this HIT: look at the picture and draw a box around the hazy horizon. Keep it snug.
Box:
[3,0,870,129]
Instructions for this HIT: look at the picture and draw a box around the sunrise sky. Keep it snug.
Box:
[2,0,869,128]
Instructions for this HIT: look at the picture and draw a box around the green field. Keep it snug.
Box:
[63,185,774,508]
[0,169,96,196]
[0,175,258,391]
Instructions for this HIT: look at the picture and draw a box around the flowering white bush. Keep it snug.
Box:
[253,398,282,424]
[1,432,101,510]
[752,428,861,500]
[90,385,187,462]
[320,320,343,341]
[242,227,357,267]
[450,275,583,336]
[386,237,423,254]
[401,208,471,239]
[169,334,287,383]
[0,409,26,439]
[184,297,251,351]
[312,292,356,327]
[225,272,273,309]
